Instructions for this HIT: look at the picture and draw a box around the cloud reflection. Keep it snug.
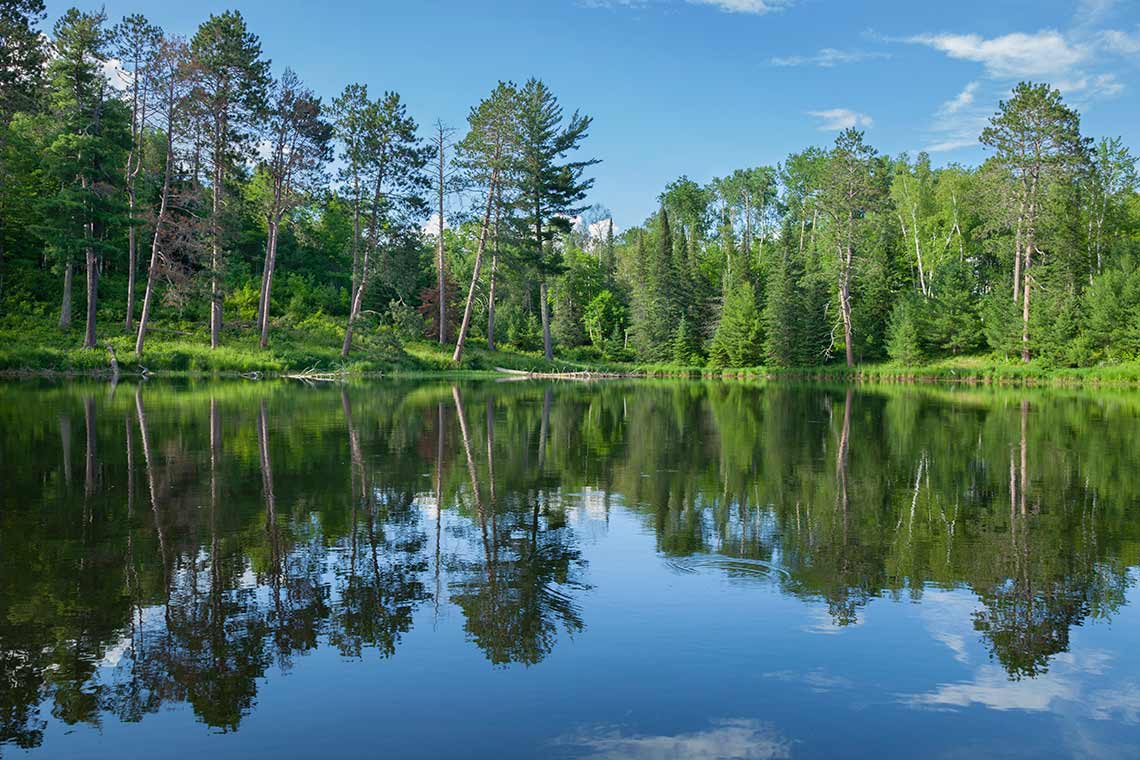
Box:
[558,718,792,759]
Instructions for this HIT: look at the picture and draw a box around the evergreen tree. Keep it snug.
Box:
[709,276,762,367]
[42,8,129,347]
[513,78,598,360]
[190,10,271,348]
[929,259,981,356]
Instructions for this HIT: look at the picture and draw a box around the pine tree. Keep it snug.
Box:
[190,10,271,348]
[513,78,598,360]
[709,276,762,367]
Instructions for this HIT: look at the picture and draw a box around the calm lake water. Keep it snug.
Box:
[2,379,1140,758]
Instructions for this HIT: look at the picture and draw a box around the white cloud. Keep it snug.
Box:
[557,719,792,759]
[421,212,448,237]
[1075,0,1119,26]
[688,0,788,14]
[808,108,872,131]
[102,57,131,92]
[926,135,981,153]
[770,48,888,67]
[1056,72,1124,97]
[1101,27,1140,55]
[940,81,979,115]
[585,0,791,12]
[907,30,1087,78]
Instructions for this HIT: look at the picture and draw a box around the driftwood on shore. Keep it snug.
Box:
[493,367,630,380]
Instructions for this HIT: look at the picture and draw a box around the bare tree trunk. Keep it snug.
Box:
[1021,244,1032,363]
[84,232,98,348]
[437,163,446,346]
[487,189,501,352]
[350,176,361,292]
[209,120,224,350]
[259,221,278,348]
[540,280,552,361]
[838,224,855,368]
[341,246,370,359]
[1013,204,1024,303]
[125,191,137,332]
[60,260,73,330]
[136,116,175,357]
[453,172,499,363]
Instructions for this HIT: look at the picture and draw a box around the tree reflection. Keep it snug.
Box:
[0,379,1138,746]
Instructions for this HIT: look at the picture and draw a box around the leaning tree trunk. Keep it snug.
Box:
[341,246,371,359]
[839,240,854,368]
[453,172,499,363]
[486,188,501,351]
[259,220,279,349]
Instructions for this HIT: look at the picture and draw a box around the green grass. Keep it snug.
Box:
[6,314,1140,386]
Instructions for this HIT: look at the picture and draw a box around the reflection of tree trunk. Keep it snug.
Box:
[342,390,362,590]
[486,399,496,507]
[434,401,444,614]
[538,386,552,468]
[135,388,169,600]
[1009,447,1017,549]
[59,414,73,486]
[1019,400,1028,517]
[835,389,852,544]
[258,400,284,642]
[453,386,491,569]
[342,390,365,503]
[84,397,96,498]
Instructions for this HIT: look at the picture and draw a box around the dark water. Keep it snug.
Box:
[2,379,1140,758]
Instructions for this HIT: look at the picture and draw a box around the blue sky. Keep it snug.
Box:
[47,0,1140,227]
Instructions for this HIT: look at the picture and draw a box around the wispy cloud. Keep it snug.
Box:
[940,81,978,115]
[556,719,792,759]
[1101,27,1140,55]
[1056,72,1124,97]
[808,108,872,131]
[907,30,1087,78]
[688,0,789,13]
[769,47,888,67]
[583,0,791,12]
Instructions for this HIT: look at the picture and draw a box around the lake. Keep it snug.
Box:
[2,379,1139,758]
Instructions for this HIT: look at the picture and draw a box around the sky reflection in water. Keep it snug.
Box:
[1,379,1139,758]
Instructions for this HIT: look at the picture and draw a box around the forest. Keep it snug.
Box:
[2,1,1140,373]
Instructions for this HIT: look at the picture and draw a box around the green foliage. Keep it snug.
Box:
[583,290,626,352]
[929,259,982,356]
[709,278,762,368]
[886,297,925,365]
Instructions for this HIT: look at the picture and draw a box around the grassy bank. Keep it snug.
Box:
[5,318,1140,386]
[0,317,626,377]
